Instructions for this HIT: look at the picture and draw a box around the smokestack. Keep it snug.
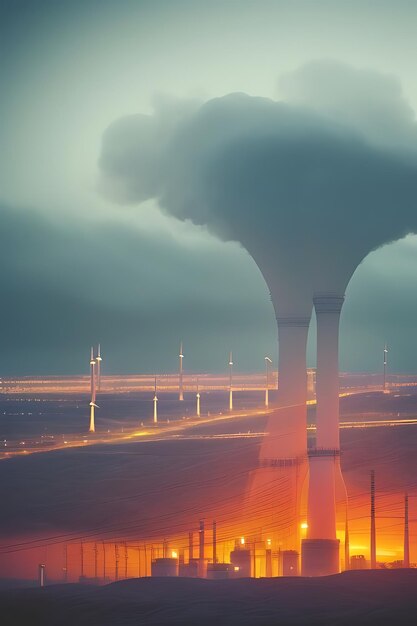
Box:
[370,470,376,569]
[229,351,233,411]
[303,295,344,576]
[404,493,410,568]
[188,532,194,562]
[179,342,184,401]
[249,315,310,553]
[212,520,217,564]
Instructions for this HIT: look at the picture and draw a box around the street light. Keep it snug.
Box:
[265,356,272,407]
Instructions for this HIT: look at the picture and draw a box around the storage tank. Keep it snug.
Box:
[151,557,179,577]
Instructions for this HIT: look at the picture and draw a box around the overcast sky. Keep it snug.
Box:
[1,0,417,375]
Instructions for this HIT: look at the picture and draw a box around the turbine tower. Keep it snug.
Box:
[264,356,272,408]
[229,351,233,411]
[89,347,98,433]
[153,376,158,424]
[383,343,388,392]
[196,377,201,417]
[96,343,102,392]
[179,342,184,401]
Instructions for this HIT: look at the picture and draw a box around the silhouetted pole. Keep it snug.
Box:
[189,532,194,562]
[370,470,376,569]
[265,540,272,577]
[344,511,350,571]
[94,542,98,579]
[115,544,119,581]
[404,493,410,568]
[80,541,84,578]
[199,520,205,577]
[64,545,68,582]
[103,542,106,580]
[212,520,217,564]
[124,542,128,578]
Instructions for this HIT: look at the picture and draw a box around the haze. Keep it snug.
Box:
[1,0,417,374]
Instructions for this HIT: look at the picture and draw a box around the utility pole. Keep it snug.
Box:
[212,520,217,564]
[124,542,128,578]
[94,542,98,579]
[80,541,84,578]
[404,493,410,568]
[115,544,119,581]
[370,470,376,569]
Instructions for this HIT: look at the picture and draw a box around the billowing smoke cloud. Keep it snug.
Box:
[278,60,417,154]
[99,62,417,318]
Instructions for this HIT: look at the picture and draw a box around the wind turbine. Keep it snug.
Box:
[96,343,102,392]
[89,347,98,433]
[229,351,233,411]
[383,343,388,392]
[179,342,184,401]
[153,376,158,424]
[196,377,201,417]
[265,356,272,407]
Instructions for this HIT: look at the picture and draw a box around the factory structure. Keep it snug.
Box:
[81,334,403,579]
[63,489,412,583]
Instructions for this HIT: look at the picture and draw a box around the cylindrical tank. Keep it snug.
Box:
[301,539,340,576]
[151,557,179,577]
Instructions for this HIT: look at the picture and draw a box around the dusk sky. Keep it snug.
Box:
[2,0,417,375]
